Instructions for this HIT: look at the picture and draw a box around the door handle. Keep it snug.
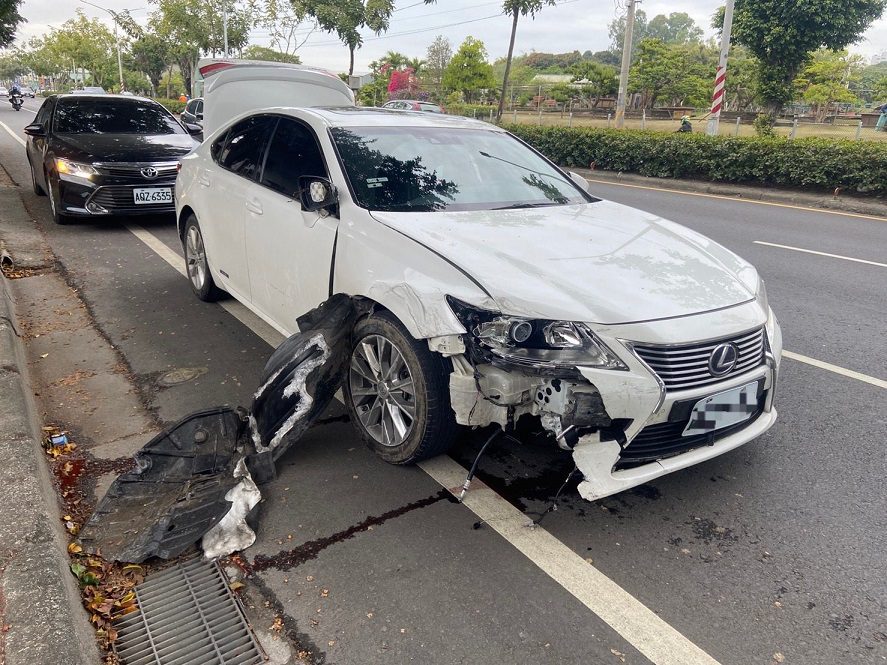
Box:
[245,199,263,215]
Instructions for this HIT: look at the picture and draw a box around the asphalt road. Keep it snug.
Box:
[1,98,885,665]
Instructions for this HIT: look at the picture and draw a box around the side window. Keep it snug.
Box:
[185,100,197,115]
[196,100,203,117]
[210,129,229,162]
[217,116,276,180]
[34,99,52,127]
[260,118,327,196]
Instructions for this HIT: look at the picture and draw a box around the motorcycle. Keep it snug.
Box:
[9,94,23,111]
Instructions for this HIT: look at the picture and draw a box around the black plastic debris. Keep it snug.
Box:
[78,295,361,563]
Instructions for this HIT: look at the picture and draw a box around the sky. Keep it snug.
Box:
[12,0,887,75]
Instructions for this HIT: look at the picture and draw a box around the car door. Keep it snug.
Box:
[244,116,339,333]
[201,115,276,303]
[26,98,54,188]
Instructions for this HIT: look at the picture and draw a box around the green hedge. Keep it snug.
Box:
[504,125,887,196]
[154,98,187,114]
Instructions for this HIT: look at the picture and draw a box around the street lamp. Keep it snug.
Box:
[78,0,126,92]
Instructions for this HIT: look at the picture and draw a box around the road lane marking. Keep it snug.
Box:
[782,351,887,389]
[125,224,285,347]
[584,177,887,223]
[0,119,26,147]
[419,455,720,665]
[125,222,721,664]
[753,241,887,268]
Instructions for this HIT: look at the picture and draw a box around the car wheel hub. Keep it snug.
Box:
[185,226,207,290]
[349,335,416,447]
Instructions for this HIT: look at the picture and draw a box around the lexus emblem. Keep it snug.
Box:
[140,166,159,179]
[708,343,739,376]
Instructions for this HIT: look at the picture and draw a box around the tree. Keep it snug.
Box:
[608,8,647,61]
[729,0,887,114]
[132,34,169,94]
[645,12,703,44]
[629,38,715,108]
[39,11,118,87]
[859,61,887,103]
[242,45,302,63]
[570,60,618,106]
[0,0,23,48]
[302,0,434,75]
[0,52,26,81]
[795,49,864,121]
[497,0,557,121]
[356,51,410,105]
[250,0,311,56]
[442,36,495,103]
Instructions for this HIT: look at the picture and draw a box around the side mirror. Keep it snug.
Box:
[183,122,203,137]
[568,170,590,193]
[23,123,45,137]
[299,176,338,212]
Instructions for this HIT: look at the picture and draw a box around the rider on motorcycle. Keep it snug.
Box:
[9,84,23,110]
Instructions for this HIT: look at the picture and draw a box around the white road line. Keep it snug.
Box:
[126,223,721,664]
[584,177,887,222]
[125,224,285,347]
[419,456,720,665]
[0,119,26,147]
[753,241,887,268]
[782,351,887,389]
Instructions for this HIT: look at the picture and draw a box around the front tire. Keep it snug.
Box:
[46,171,70,225]
[182,215,224,302]
[345,312,457,465]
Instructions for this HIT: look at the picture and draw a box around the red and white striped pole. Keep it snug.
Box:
[706,0,735,136]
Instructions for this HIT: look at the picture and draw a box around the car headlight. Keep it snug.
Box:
[56,158,97,178]
[447,296,627,370]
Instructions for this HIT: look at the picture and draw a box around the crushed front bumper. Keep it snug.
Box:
[448,301,782,501]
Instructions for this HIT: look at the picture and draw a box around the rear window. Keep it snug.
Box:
[54,99,185,135]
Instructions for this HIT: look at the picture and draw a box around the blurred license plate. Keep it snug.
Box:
[133,187,172,204]
[683,381,759,436]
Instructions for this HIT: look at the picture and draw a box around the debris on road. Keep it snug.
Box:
[77,295,361,563]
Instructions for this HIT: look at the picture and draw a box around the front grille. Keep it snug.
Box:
[88,183,175,213]
[615,401,764,470]
[632,328,765,391]
[95,162,179,179]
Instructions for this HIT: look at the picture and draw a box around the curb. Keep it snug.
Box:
[0,248,100,662]
[572,169,887,219]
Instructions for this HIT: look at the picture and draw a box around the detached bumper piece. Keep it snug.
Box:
[78,295,360,563]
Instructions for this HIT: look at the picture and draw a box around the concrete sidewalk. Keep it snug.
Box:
[0,176,100,664]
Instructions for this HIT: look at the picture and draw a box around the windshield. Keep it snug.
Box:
[54,99,185,135]
[330,126,590,212]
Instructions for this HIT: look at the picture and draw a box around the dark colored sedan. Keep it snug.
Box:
[24,94,199,224]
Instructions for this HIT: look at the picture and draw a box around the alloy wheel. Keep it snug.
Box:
[349,334,417,447]
[185,225,207,291]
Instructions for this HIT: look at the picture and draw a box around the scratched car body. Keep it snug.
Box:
[175,64,782,501]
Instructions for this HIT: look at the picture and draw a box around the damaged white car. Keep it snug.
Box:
[175,64,781,503]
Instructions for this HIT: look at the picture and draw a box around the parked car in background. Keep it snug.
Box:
[382,99,444,113]
[20,86,35,98]
[175,65,782,502]
[181,97,204,128]
[0,87,8,97]
[24,94,199,224]
[72,86,107,95]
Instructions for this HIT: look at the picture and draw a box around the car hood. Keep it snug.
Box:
[52,133,197,163]
[369,201,758,325]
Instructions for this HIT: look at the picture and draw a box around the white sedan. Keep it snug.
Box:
[175,107,781,501]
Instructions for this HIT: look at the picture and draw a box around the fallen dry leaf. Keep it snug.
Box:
[229,581,245,592]
[773,653,785,663]
[270,617,283,633]
[68,542,83,554]
[610,648,626,663]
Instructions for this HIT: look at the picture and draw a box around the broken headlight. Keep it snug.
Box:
[447,297,627,371]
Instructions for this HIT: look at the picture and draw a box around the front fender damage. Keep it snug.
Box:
[78,295,364,563]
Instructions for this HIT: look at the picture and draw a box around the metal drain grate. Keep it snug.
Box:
[114,557,265,665]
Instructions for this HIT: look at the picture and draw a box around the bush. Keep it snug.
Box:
[752,114,775,137]
[449,104,497,119]
[504,125,887,195]
[153,98,187,114]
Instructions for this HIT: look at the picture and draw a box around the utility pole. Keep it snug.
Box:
[706,0,734,136]
[614,0,637,129]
